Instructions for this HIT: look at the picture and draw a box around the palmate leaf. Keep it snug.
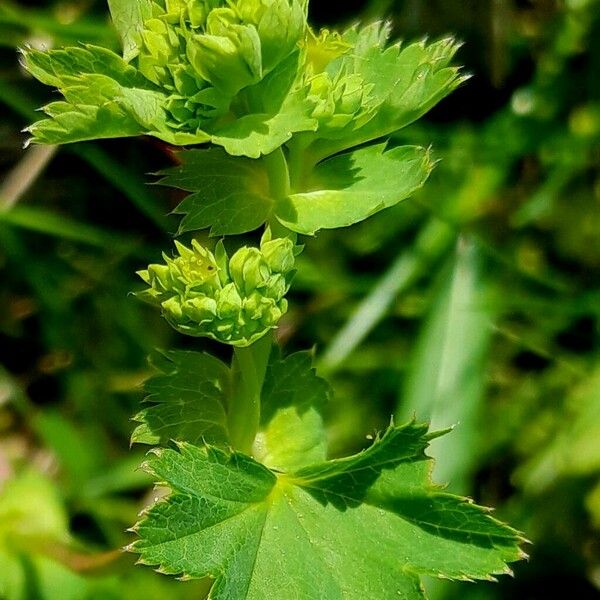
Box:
[24,8,462,160]
[27,99,143,146]
[21,44,191,145]
[306,28,466,161]
[162,143,433,237]
[255,351,330,471]
[22,3,314,155]
[277,143,435,235]
[22,42,311,153]
[131,422,524,599]
[107,0,153,62]
[132,349,327,467]
[344,28,462,115]
[158,148,273,236]
[22,44,145,87]
[211,87,317,159]
[132,350,231,447]
[210,50,318,158]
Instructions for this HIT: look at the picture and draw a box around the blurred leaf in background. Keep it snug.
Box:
[1,0,600,599]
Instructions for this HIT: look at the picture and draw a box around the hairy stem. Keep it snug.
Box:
[228,332,273,454]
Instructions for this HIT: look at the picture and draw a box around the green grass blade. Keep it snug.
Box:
[397,237,496,493]
[0,145,57,211]
[0,205,138,252]
[319,219,455,373]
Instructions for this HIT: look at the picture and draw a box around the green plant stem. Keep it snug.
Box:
[264,147,298,242]
[228,332,273,454]
[286,137,311,193]
[228,151,296,453]
[264,147,290,199]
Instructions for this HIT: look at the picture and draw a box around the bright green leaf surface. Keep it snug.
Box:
[159,148,272,236]
[23,3,313,155]
[254,351,329,470]
[211,90,317,159]
[107,0,152,62]
[24,12,461,158]
[307,31,465,161]
[278,144,434,234]
[132,351,231,446]
[22,44,143,87]
[26,99,143,146]
[22,44,162,144]
[133,423,524,598]
[22,45,212,146]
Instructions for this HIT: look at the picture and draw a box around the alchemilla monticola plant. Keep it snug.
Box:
[24,1,526,597]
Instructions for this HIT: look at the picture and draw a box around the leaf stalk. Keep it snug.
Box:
[228,332,273,454]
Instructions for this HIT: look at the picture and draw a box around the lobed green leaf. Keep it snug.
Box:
[159,148,272,236]
[107,0,153,61]
[210,91,317,159]
[277,143,435,235]
[132,350,231,446]
[132,422,525,597]
[303,29,466,161]
[24,6,464,163]
[255,351,330,470]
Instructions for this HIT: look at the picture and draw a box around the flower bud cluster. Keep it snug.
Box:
[306,72,375,131]
[133,0,307,133]
[302,30,375,133]
[137,231,298,346]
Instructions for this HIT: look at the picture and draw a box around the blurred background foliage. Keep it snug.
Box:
[0,0,599,598]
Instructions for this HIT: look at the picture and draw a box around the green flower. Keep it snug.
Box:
[134,0,308,129]
[24,2,463,158]
[137,230,299,346]
[305,70,375,132]
[23,0,311,156]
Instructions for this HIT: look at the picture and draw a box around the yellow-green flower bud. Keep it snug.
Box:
[216,283,243,319]
[188,9,263,96]
[229,247,271,295]
[238,0,307,72]
[131,0,307,134]
[261,229,296,273]
[306,71,375,132]
[137,232,299,346]
[304,28,350,74]
[265,273,288,299]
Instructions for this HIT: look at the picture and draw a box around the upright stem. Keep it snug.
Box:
[264,146,290,199]
[286,136,311,194]
[228,332,273,454]
[264,146,298,242]
[228,148,298,453]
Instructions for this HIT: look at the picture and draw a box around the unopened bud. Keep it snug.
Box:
[137,232,299,346]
